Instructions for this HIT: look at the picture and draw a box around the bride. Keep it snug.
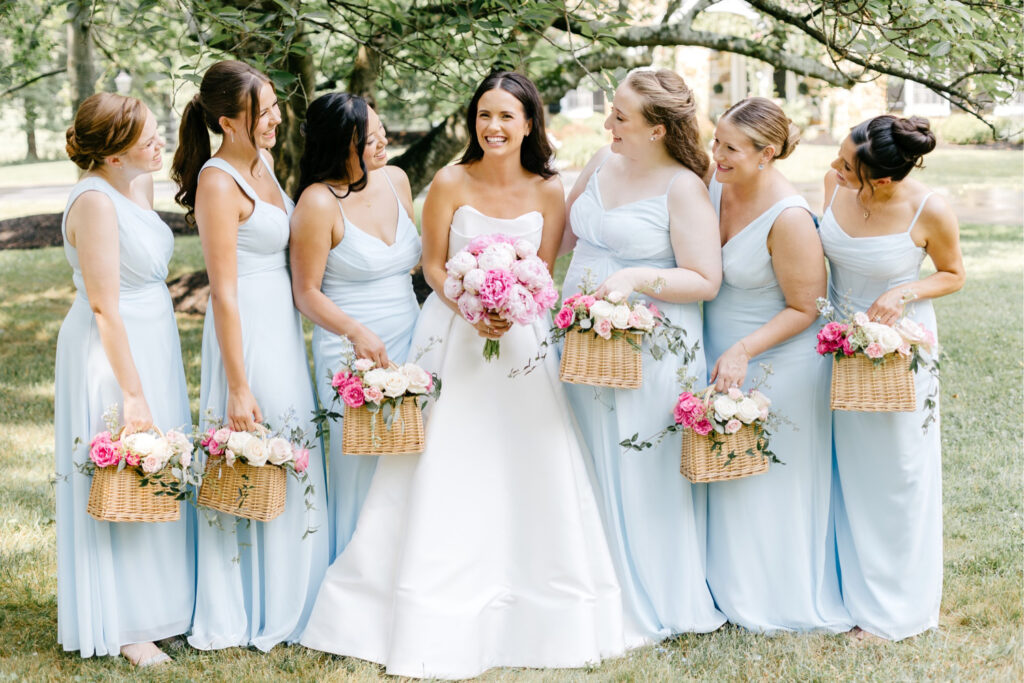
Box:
[300,71,641,678]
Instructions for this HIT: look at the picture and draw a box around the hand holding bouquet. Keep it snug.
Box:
[443,234,557,361]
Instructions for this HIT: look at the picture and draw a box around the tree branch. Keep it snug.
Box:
[1,67,67,99]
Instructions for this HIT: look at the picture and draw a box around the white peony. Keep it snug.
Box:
[400,363,432,394]
[123,432,158,457]
[242,437,268,466]
[589,300,615,321]
[445,250,477,277]
[382,371,411,398]
[609,304,631,329]
[477,243,516,271]
[443,276,464,302]
[513,238,537,259]
[863,322,903,354]
[226,431,253,457]
[363,368,389,391]
[713,395,738,421]
[735,398,761,424]
[267,437,293,465]
[462,268,486,294]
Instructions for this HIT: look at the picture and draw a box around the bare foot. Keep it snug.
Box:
[848,626,888,644]
[120,642,170,667]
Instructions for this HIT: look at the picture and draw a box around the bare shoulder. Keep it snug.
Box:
[823,169,839,196]
[383,164,410,187]
[773,203,817,236]
[197,163,243,196]
[668,166,711,200]
[430,163,466,190]
[68,188,116,217]
[918,190,957,233]
[294,181,339,214]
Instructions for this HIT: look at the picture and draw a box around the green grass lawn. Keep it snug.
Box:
[0,227,1021,680]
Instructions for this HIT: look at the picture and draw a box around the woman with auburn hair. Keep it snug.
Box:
[703,96,851,633]
[823,115,962,641]
[171,59,327,651]
[560,68,725,638]
[55,92,193,666]
[289,92,421,560]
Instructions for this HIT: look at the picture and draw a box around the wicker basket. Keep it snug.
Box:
[197,458,287,521]
[831,353,915,412]
[559,329,643,389]
[86,465,180,523]
[342,399,424,455]
[680,423,770,483]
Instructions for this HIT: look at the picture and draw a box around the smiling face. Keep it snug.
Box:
[474,87,531,158]
[831,135,866,189]
[116,108,164,173]
[711,117,764,184]
[605,82,656,155]
[252,81,281,149]
[361,107,388,172]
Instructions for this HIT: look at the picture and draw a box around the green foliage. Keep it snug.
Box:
[937,115,995,145]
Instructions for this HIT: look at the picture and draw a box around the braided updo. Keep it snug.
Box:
[65,93,147,170]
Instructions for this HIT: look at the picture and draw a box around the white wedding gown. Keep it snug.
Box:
[300,205,644,678]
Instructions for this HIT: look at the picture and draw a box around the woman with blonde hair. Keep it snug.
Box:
[703,96,851,632]
[561,68,725,638]
[55,92,193,666]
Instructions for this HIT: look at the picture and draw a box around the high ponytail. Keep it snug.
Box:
[171,95,211,220]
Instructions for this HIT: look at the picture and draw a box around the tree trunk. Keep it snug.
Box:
[66,0,95,114]
[392,112,469,197]
[274,26,316,198]
[24,98,39,161]
[348,43,382,106]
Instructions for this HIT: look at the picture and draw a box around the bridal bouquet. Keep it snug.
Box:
[196,416,314,523]
[816,297,938,416]
[331,359,441,455]
[443,233,558,361]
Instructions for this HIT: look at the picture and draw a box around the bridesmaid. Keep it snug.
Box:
[561,68,725,637]
[55,93,193,665]
[823,116,963,640]
[290,93,421,560]
[703,97,851,632]
[171,60,328,650]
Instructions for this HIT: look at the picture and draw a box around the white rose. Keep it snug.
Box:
[589,300,614,321]
[609,304,631,329]
[142,453,163,474]
[382,371,411,398]
[513,238,537,258]
[353,358,375,372]
[462,268,486,294]
[630,304,656,332]
[164,430,191,456]
[735,398,761,424]
[860,322,888,344]
[606,290,624,304]
[399,363,432,395]
[477,244,515,271]
[863,323,902,354]
[242,437,268,466]
[363,368,389,391]
[267,437,293,465]
[713,395,738,421]
[226,431,253,457]
[445,250,477,277]
[123,432,157,457]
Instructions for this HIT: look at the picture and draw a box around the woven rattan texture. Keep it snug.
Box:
[831,354,916,412]
[680,423,769,483]
[559,330,642,389]
[197,459,287,521]
[342,400,425,455]
[86,466,179,522]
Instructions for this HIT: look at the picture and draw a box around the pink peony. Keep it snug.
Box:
[457,293,485,324]
[554,306,575,329]
[89,432,123,468]
[575,295,597,311]
[363,385,384,404]
[466,233,515,255]
[511,257,552,292]
[594,318,613,340]
[331,370,352,391]
[504,285,538,326]
[693,419,713,436]
[864,342,884,359]
[562,294,580,308]
[292,447,309,473]
[477,269,515,310]
[532,285,558,311]
[818,321,849,344]
[443,276,464,302]
[341,380,365,407]
[725,418,742,435]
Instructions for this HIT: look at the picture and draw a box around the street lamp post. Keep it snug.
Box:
[114,70,132,95]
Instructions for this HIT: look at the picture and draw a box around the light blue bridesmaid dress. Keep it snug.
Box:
[54,177,195,657]
[561,164,726,638]
[189,156,328,651]
[312,171,421,560]
[821,187,942,640]
[702,177,851,633]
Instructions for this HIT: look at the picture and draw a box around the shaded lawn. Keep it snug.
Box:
[0,225,1020,680]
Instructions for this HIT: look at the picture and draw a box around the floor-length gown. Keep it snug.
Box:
[561,166,725,638]
[312,173,421,560]
[54,177,195,657]
[189,156,328,651]
[702,177,851,633]
[821,187,942,640]
[301,205,637,679]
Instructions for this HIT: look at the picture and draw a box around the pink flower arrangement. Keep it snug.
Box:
[330,359,440,410]
[197,419,313,476]
[555,290,661,337]
[815,298,936,363]
[443,234,557,361]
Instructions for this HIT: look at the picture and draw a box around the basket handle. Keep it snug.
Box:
[116,423,165,441]
[699,385,716,409]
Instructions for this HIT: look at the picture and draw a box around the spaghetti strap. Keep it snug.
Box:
[906,192,934,233]
[826,185,840,210]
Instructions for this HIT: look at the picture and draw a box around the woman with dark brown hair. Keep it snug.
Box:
[171,59,328,652]
[55,92,192,667]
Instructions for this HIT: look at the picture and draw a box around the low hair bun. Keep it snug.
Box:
[891,116,936,158]
[776,121,801,160]
[65,125,96,170]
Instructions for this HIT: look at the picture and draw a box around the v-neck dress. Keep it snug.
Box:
[312,171,422,560]
[561,165,725,638]
[189,156,329,652]
[54,177,195,657]
[702,177,851,633]
[821,187,943,640]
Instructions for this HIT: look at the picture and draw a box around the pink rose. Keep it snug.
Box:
[562,294,579,308]
[816,340,834,356]
[818,321,849,344]
[457,293,485,324]
[363,385,384,404]
[124,450,140,467]
[353,358,375,372]
[331,370,352,391]
[554,306,575,329]
[594,318,613,340]
[693,419,713,436]
[341,380,365,408]
[897,342,912,357]
[88,432,123,468]
[477,269,515,310]
[725,418,742,435]
[292,447,309,473]
[865,342,884,359]
[532,285,558,311]
[142,453,163,474]
[647,303,662,319]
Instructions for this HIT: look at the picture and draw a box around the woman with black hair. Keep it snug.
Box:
[301,71,636,678]
[290,93,420,560]
[822,115,964,641]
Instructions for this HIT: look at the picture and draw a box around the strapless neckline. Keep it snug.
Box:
[454,204,542,223]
